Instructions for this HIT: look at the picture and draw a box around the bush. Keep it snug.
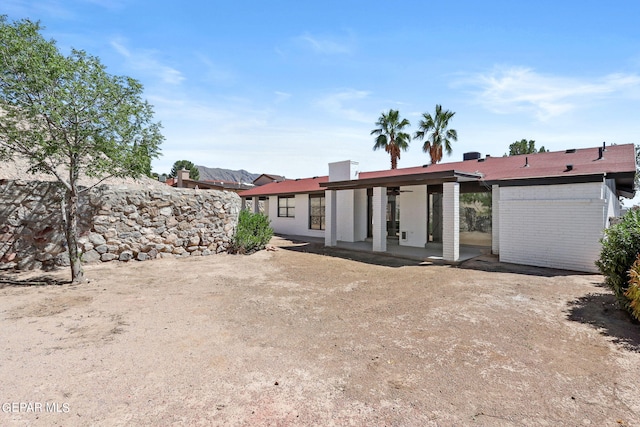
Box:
[229,210,274,254]
[595,206,640,314]
[625,254,640,321]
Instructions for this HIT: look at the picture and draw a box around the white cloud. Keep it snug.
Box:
[296,32,353,55]
[194,53,235,84]
[274,91,292,103]
[315,89,371,123]
[110,38,185,85]
[459,66,640,120]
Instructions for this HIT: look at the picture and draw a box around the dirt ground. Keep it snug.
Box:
[1,236,639,426]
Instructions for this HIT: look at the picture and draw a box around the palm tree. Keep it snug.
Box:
[414,104,457,164]
[370,109,411,169]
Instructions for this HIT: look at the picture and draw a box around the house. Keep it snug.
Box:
[240,143,637,272]
[253,173,286,186]
[165,170,252,193]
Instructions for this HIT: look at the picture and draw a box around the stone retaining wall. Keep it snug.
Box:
[0,179,240,271]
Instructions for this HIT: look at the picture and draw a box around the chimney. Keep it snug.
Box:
[177,169,190,188]
[328,160,359,182]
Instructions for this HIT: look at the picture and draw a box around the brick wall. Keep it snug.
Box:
[498,182,609,272]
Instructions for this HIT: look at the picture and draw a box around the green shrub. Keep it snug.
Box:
[229,210,274,254]
[595,206,640,313]
[625,254,640,321]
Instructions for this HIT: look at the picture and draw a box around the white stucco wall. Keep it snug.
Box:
[267,194,324,238]
[497,181,615,272]
[354,188,368,242]
[398,185,427,248]
[337,190,356,241]
[263,188,366,242]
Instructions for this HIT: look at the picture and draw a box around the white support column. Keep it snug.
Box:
[442,182,459,262]
[491,185,500,255]
[325,190,337,247]
[372,186,387,252]
[252,197,260,214]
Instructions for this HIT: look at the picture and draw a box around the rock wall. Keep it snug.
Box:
[0,179,240,271]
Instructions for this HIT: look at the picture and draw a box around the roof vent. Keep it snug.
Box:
[463,152,481,161]
[597,147,604,160]
[602,141,607,152]
[565,164,574,171]
[422,164,429,168]
[565,148,576,154]
[524,156,529,168]
[478,158,485,162]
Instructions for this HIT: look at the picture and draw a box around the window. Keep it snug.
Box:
[309,194,325,230]
[278,196,295,218]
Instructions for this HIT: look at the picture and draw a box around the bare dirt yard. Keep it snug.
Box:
[1,236,640,426]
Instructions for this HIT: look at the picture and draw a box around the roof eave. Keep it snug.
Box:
[321,170,482,190]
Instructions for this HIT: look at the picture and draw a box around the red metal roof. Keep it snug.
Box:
[241,176,328,196]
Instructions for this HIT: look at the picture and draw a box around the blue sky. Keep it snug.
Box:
[3,0,639,203]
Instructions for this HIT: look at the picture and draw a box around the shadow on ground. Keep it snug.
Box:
[275,236,592,277]
[0,274,70,289]
[459,255,591,278]
[566,292,640,352]
[277,239,421,268]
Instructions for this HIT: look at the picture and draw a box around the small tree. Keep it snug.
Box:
[507,139,546,156]
[0,17,163,283]
[169,160,200,181]
[229,210,274,254]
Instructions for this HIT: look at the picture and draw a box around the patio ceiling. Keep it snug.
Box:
[320,170,483,191]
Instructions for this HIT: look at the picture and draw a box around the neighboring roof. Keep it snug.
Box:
[204,180,253,191]
[252,173,285,185]
[241,176,328,197]
[164,178,225,190]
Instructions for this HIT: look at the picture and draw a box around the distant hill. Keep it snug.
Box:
[196,166,260,184]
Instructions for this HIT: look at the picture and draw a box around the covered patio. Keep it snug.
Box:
[278,234,487,265]
[321,164,490,263]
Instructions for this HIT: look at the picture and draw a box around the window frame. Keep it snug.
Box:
[278,195,295,218]
[308,193,325,230]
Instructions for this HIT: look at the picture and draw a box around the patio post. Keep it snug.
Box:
[372,186,387,252]
[252,197,260,214]
[492,185,500,255]
[325,189,337,247]
[442,182,459,262]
